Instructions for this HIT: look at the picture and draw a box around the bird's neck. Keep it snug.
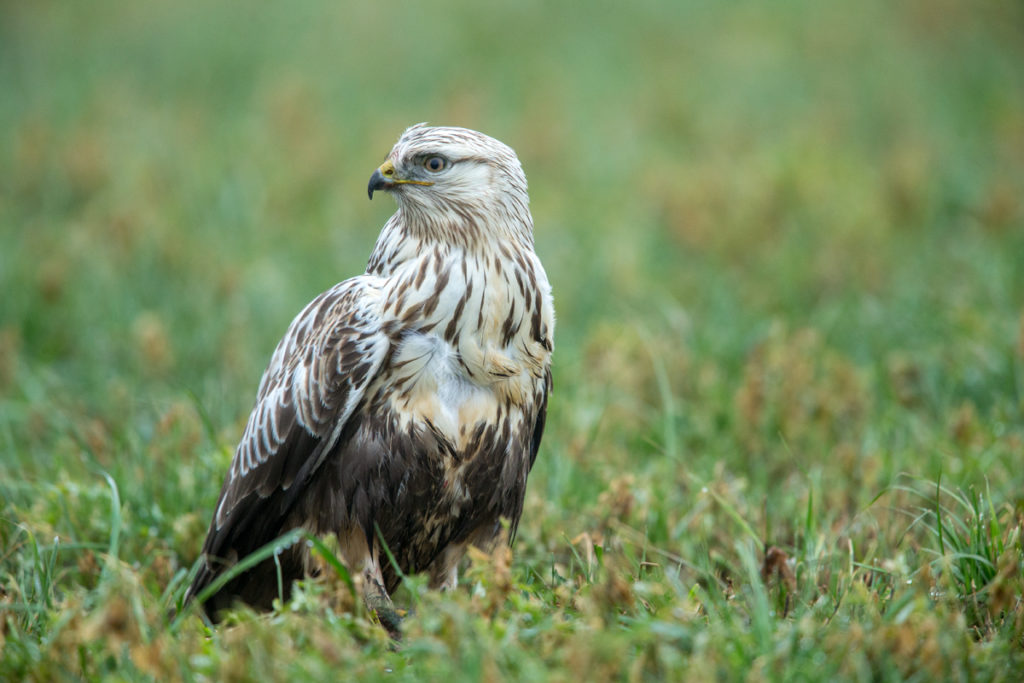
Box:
[365,207,534,277]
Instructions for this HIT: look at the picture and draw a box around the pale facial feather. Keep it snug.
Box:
[381,125,532,246]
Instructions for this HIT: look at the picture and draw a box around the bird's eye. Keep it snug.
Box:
[423,156,447,173]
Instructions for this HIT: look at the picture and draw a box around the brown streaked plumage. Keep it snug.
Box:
[185,125,554,634]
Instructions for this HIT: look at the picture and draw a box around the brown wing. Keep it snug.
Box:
[185,276,389,616]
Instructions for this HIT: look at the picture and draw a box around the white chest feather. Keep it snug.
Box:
[375,245,552,446]
[389,331,531,445]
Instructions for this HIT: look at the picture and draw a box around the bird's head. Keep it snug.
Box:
[368,124,532,243]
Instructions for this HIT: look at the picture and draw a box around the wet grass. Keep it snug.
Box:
[2,0,1024,679]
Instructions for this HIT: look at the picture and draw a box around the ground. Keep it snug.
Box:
[1,0,1023,679]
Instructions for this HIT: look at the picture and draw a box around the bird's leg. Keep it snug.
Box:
[429,565,459,592]
[339,528,403,638]
[362,562,401,639]
[428,542,465,592]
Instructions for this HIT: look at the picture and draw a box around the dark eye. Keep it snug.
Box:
[423,155,447,172]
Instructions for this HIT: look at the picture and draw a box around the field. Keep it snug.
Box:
[2,0,1024,679]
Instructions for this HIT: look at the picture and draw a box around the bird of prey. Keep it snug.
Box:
[184,125,554,634]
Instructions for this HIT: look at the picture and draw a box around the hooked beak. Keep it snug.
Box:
[367,168,387,200]
[367,159,433,200]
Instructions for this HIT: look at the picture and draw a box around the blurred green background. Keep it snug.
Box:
[2,0,1023,678]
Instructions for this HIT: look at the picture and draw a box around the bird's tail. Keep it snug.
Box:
[182,520,309,622]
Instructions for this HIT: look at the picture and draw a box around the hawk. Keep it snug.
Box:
[185,125,554,633]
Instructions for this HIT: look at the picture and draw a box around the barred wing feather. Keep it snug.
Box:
[186,276,388,606]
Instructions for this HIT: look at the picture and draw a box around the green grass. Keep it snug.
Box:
[2,0,1024,679]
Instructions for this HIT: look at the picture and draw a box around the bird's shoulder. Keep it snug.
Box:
[256,275,389,398]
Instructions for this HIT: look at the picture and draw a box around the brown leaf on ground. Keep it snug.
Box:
[761,546,797,593]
